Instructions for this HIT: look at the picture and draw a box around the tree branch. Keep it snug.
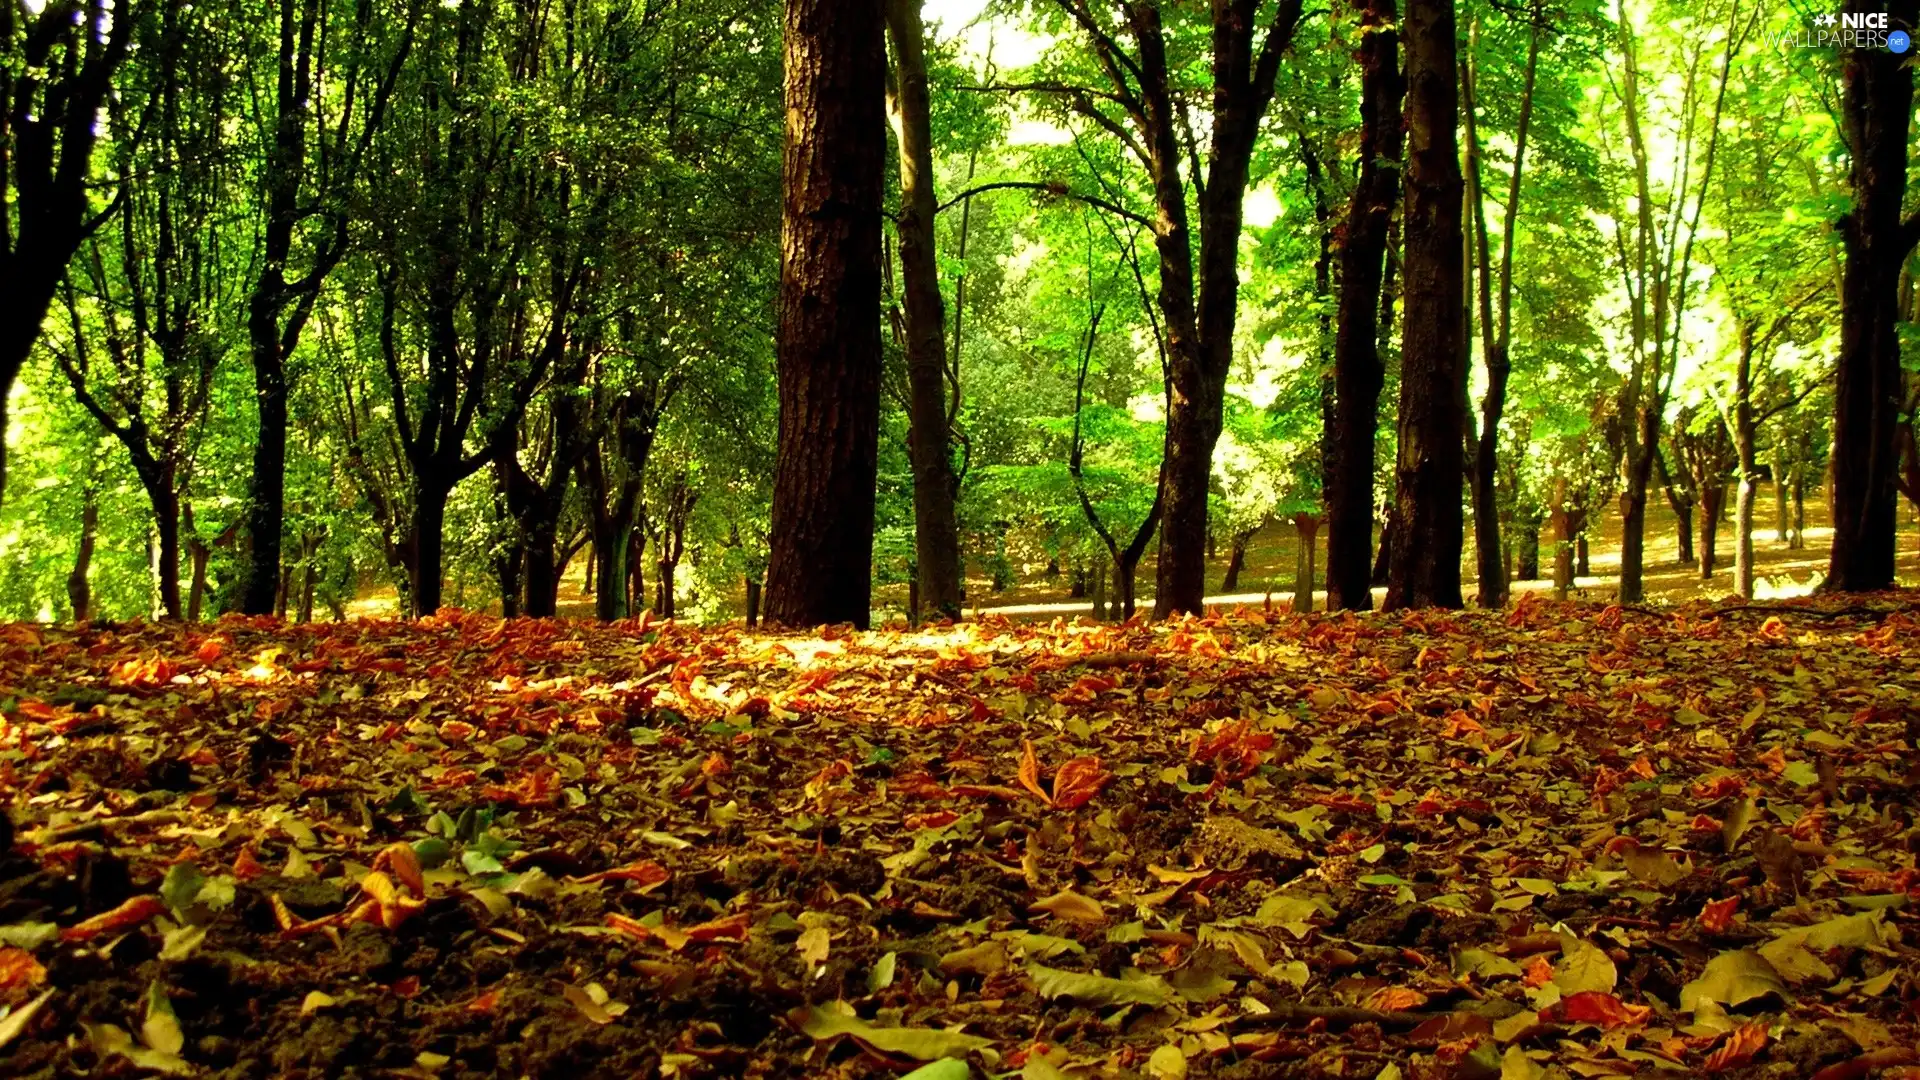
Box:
[935,181,1150,226]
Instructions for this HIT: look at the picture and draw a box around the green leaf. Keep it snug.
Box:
[1679,949,1788,1012]
[797,1004,991,1061]
[901,1061,971,1080]
[868,951,898,993]
[412,836,453,869]
[141,981,184,1056]
[1026,961,1172,1006]
[159,863,205,912]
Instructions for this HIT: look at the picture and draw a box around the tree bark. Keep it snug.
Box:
[1699,483,1725,579]
[886,0,964,621]
[1221,527,1256,592]
[67,488,98,621]
[1385,0,1467,610]
[766,0,887,628]
[1291,513,1320,613]
[0,0,135,501]
[1328,0,1403,612]
[1464,13,1540,609]
[1828,0,1919,592]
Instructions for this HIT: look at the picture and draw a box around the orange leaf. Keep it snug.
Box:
[466,989,500,1014]
[571,860,671,890]
[684,911,751,942]
[1521,954,1554,988]
[1698,896,1740,933]
[607,913,656,942]
[1364,986,1430,1012]
[59,895,166,942]
[1755,746,1787,775]
[1017,739,1051,805]
[1704,1021,1768,1072]
[374,843,425,897]
[0,947,46,993]
[1556,991,1651,1029]
[232,845,267,881]
[1050,756,1110,810]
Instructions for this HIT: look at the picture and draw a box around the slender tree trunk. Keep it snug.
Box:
[766,0,887,628]
[1371,510,1394,587]
[1328,0,1403,612]
[886,0,964,620]
[1089,552,1108,621]
[1515,513,1540,581]
[1291,513,1320,613]
[1699,483,1725,579]
[137,471,185,620]
[68,489,99,622]
[745,577,763,627]
[1673,497,1695,567]
[1571,501,1591,577]
[1791,463,1806,549]
[1827,0,1919,591]
[1774,446,1790,543]
[1386,0,1467,610]
[1220,528,1254,592]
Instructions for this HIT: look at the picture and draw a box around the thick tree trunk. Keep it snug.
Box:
[765,0,887,629]
[1385,0,1466,610]
[1328,0,1403,612]
[594,521,632,622]
[497,549,523,618]
[1619,484,1649,598]
[1291,513,1320,613]
[408,479,452,617]
[1828,0,1918,592]
[886,0,964,621]
[525,544,560,617]
[656,559,677,619]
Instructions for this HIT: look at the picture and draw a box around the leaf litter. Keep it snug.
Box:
[0,596,1914,1076]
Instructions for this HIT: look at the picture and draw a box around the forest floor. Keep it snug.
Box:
[2,596,1920,1077]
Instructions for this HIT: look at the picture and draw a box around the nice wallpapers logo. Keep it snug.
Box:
[1771,10,1911,51]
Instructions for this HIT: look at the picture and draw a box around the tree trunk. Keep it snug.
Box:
[1328,0,1403,612]
[1220,530,1253,592]
[138,470,185,621]
[1550,476,1572,599]
[497,549,524,618]
[1385,0,1466,610]
[1735,474,1757,597]
[594,520,632,622]
[1069,562,1087,599]
[1291,513,1321,613]
[1371,510,1394,587]
[886,0,964,621]
[1699,483,1725,579]
[1791,464,1806,549]
[1089,552,1108,621]
[1828,1,1918,591]
[745,577,763,627]
[1571,501,1591,578]
[68,489,98,622]
[1774,446,1790,544]
[766,0,887,629]
[1515,514,1540,581]
[405,479,451,617]
[1673,497,1695,567]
